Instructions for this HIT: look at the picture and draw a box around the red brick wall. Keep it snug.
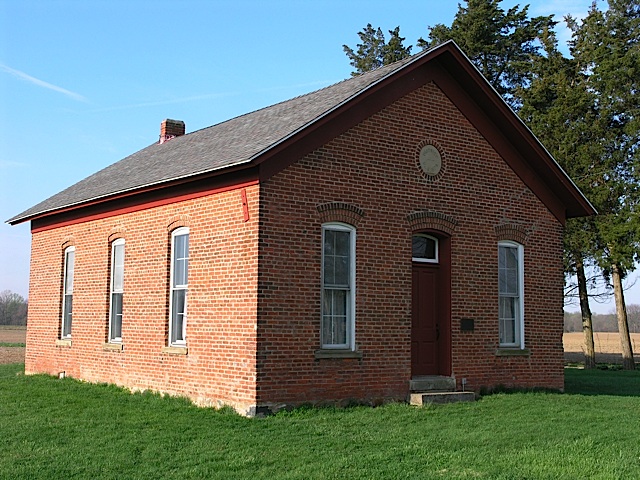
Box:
[25,80,565,414]
[256,81,564,408]
[26,185,260,414]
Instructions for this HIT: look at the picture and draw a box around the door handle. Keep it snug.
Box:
[436,324,440,340]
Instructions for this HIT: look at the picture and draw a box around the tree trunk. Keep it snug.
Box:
[612,263,635,370]
[576,259,596,369]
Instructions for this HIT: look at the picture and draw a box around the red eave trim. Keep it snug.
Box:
[31,179,259,234]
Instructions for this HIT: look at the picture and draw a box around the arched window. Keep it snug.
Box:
[498,241,524,348]
[321,222,356,350]
[169,227,189,346]
[412,234,439,263]
[61,246,75,339]
[108,239,125,343]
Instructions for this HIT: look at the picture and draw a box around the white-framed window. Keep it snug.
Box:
[169,227,189,346]
[108,239,125,343]
[321,223,356,350]
[61,246,75,339]
[412,234,439,263]
[498,241,524,348]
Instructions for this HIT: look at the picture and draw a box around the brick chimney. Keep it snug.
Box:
[159,119,185,144]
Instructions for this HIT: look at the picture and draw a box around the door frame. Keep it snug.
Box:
[411,230,452,377]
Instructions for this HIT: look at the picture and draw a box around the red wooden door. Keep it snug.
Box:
[411,264,440,376]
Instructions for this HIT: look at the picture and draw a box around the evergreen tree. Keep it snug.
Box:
[568,0,640,369]
[343,24,412,76]
[521,1,640,369]
[518,26,602,367]
[419,0,555,109]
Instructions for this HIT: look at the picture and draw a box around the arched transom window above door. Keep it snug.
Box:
[412,234,439,263]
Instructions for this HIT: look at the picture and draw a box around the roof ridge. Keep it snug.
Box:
[187,49,428,137]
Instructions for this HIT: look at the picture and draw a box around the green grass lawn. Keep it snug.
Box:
[0,342,25,347]
[1,364,639,480]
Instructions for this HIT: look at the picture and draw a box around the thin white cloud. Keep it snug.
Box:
[87,80,332,113]
[0,160,29,169]
[0,63,87,102]
[87,92,241,113]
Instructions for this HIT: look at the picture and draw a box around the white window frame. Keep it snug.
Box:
[412,234,439,263]
[498,241,525,349]
[108,239,125,343]
[61,246,75,339]
[169,227,189,347]
[321,222,356,350]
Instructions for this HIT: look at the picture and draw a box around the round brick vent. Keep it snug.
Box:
[419,144,442,177]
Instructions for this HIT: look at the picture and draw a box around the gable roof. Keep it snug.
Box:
[8,41,595,226]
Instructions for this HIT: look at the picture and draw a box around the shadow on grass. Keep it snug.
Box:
[564,367,640,397]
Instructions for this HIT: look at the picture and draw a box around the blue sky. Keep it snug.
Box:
[1,0,635,313]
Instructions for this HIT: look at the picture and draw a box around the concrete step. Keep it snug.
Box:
[410,391,476,406]
[410,376,456,392]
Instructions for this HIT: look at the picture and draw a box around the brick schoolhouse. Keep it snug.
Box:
[8,41,594,415]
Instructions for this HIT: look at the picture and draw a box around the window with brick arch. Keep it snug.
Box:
[498,241,524,348]
[61,246,75,339]
[108,239,125,343]
[321,223,356,350]
[169,227,189,346]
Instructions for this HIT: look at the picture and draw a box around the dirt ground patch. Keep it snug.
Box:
[563,332,640,364]
[0,327,27,365]
[0,326,27,344]
[0,347,25,365]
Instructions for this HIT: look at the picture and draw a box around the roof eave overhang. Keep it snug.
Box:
[9,41,595,228]
[10,163,259,230]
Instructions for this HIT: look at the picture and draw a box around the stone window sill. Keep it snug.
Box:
[315,349,363,360]
[103,342,123,352]
[55,339,72,347]
[495,348,530,357]
[162,346,188,355]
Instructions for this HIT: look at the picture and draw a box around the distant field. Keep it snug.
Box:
[563,332,640,353]
[564,331,640,364]
[0,326,27,344]
[0,326,26,364]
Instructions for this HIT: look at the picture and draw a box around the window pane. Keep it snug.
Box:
[324,230,335,256]
[499,297,516,345]
[499,296,516,319]
[332,289,347,316]
[63,295,73,336]
[334,230,350,256]
[110,293,123,340]
[334,255,349,286]
[175,233,189,259]
[171,289,187,343]
[412,235,437,260]
[322,289,348,346]
[331,316,347,345]
[65,251,75,293]
[500,318,515,345]
[173,233,189,287]
[174,258,188,287]
[498,246,518,295]
[323,254,335,286]
[505,247,518,269]
[323,228,350,287]
[113,244,125,291]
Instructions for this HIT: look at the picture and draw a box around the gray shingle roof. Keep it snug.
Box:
[8,51,424,224]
